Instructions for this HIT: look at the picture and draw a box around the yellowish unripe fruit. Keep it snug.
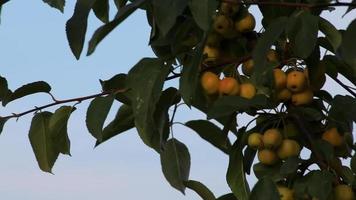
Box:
[213,15,236,38]
[235,13,256,33]
[201,72,220,95]
[277,139,301,159]
[287,70,308,93]
[258,149,279,165]
[267,49,279,62]
[322,127,344,147]
[248,132,264,149]
[263,128,283,148]
[220,2,239,16]
[291,89,313,106]
[276,88,292,102]
[277,186,295,200]
[203,46,220,63]
[274,68,287,90]
[334,184,355,200]
[242,59,254,76]
[219,77,240,95]
[239,83,256,99]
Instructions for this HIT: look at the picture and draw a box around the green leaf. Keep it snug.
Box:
[280,157,300,175]
[184,180,215,200]
[318,17,342,52]
[152,0,187,35]
[253,163,284,182]
[95,104,135,146]
[188,0,218,31]
[243,147,256,175]
[351,154,356,173]
[208,95,270,119]
[323,55,356,85]
[114,0,128,9]
[227,142,250,200]
[87,0,146,55]
[86,95,114,142]
[43,0,65,12]
[306,170,333,200]
[48,106,73,155]
[185,120,230,153]
[341,166,354,185]
[160,138,191,193]
[216,193,237,200]
[179,36,205,106]
[127,58,169,151]
[100,73,131,105]
[29,112,59,173]
[66,0,96,59]
[2,81,51,106]
[329,95,356,127]
[0,117,8,135]
[252,17,288,86]
[338,19,356,67]
[92,0,109,23]
[0,75,8,101]
[249,178,280,200]
[314,140,334,162]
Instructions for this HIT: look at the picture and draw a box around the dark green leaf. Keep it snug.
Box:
[351,154,356,173]
[66,0,95,59]
[314,140,334,162]
[0,75,8,101]
[87,0,146,55]
[243,147,256,175]
[280,157,300,175]
[216,193,237,200]
[100,73,131,105]
[160,138,191,193]
[253,163,284,182]
[341,166,354,185]
[95,104,135,146]
[249,178,280,200]
[43,0,65,12]
[185,120,230,153]
[114,0,128,9]
[338,19,356,67]
[2,81,51,106]
[227,142,250,200]
[306,170,333,200]
[127,58,169,151]
[179,38,205,106]
[49,106,73,155]
[92,0,109,23]
[29,112,59,173]
[329,95,356,128]
[208,95,270,119]
[86,95,114,141]
[152,0,187,35]
[188,0,218,31]
[318,17,341,52]
[0,117,7,135]
[323,55,356,85]
[184,180,215,200]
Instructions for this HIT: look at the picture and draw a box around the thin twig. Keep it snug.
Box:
[334,78,356,97]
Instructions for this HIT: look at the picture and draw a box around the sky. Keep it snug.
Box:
[0,1,355,200]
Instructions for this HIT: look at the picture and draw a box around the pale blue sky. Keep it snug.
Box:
[0,1,354,200]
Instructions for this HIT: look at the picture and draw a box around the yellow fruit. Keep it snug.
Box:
[277,186,295,200]
[267,49,279,62]
[220,2,239,16]
[334,184,354,200]
[291,89,313,106]
[274,69,287,90]
[258,149,278,165]
[286,70,308,93]
[203,46,220,63]
[277,139,301,159]
[201,72,220,95]
[213,15,236,38]
[219,77,240,95]
[239,83,256,99]
[322,127,343,147]
[276,88,292,102]
[235,13,256,33]
[242,59,254,76]
[248,133,264,149]
[263,128,283,148]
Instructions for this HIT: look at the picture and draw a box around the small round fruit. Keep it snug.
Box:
[213,15,234,36]
[258,149,278,165]
[276,88,292,102]
[277,186,295,200]
[220,2,239,16]
[206,32,222,47]
[219,77,240,95]
[203,46,220,63]
[248,133,264,149]
[277,139,301,159]
[267,49,279,62]
[201,72,220,95]
[274,68,287,90]
[235,13,256,33]
[334,184,354,200]
[242,59,254,76]
[291,89,313,106]
[263,128,283,148]
[239,83,256,99]
[287,70,308,92]
[322,127,343,147]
